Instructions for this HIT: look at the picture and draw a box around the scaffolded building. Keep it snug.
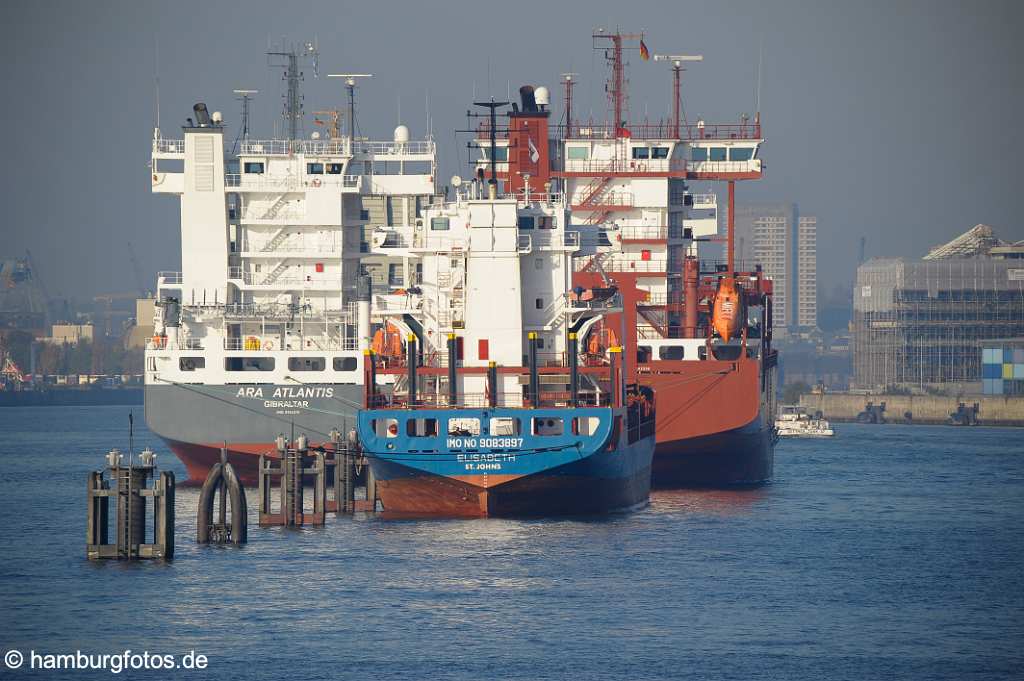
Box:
[853,227,1024,390]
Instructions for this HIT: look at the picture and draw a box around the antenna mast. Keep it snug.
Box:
[232,89,258,153]
[267,40,319,142]
[472,98,510,188]
[653,54,702,138]
[561,73,577,137]
[328,74,373,138]
[593,29,644,134]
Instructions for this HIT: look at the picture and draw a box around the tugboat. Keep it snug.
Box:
[356,95,656,517]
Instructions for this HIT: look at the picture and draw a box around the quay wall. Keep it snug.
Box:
[799,393,1024,426]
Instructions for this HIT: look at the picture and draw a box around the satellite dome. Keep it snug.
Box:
[394,125,410,143]
[211,111,223,124]
[534,86,550,106]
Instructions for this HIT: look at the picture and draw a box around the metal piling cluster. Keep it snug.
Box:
[86,448,175,560]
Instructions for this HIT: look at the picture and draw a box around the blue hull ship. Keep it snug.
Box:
[358,404,655,517]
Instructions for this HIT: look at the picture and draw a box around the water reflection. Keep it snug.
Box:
[648,486,769,516]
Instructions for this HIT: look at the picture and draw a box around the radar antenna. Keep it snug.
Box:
[328,74,372,139]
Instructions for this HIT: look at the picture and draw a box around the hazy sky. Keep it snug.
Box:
[2,0,1021,300]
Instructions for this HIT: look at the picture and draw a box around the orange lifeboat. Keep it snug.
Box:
[371,322,405,362]
[586,324,620,358]
[712,277,746,342]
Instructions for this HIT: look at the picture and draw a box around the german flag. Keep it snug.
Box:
[639,39,650,61]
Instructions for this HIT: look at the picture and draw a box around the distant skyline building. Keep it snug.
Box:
[796,215,818,329]
[735,203,818,333]
[852,226,1024,391]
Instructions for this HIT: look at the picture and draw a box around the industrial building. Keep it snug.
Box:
[852,225,1024,391]
[735,203,817,333]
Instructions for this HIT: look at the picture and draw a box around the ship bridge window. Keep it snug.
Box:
[448,417,480,437]
[518,216,535,229]
[306,163,324,174]
[567,146,589,160]
[659,346,685,361]
[691,147,707,161]
[327,163,344,175]
[333,357,358,371]
[632,147,650,160]
[532,417,564,436]
[479,147,509,162]
[225,357,275,371]
[729,147,753,161]
[489,417,521,436]
[288,357,326,371]
[243,162,264,174]
[537,216,552,229]
[709,147,727,161]
[430,217,450,231]
[179,357,205,371]
[406,418,438,437]
[651,147,669,159]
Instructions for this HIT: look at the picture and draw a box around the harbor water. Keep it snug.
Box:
[1,406,1021,679]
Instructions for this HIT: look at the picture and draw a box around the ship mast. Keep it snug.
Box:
[267,40,319,143]
[593,29,644,135]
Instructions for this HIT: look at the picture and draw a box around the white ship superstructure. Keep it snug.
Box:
[143,56,438,482]
[148,114,435,390]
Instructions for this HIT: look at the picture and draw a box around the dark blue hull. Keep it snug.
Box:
[359,406,655,517]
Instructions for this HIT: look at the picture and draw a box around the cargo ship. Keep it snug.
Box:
[357,107,656,515]
[145,43,437,484]
[470,31,777,485]
[145,34,773,488]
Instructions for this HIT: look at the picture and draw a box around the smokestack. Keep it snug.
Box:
[193,103,212,127]
[519,86,537,113]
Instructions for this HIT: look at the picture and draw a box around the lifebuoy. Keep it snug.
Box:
[264,340,274,351]
[311,177,322,188]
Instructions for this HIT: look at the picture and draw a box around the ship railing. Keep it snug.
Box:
[699,259,764,275]
[686,160,759,176]
[218,303,357,322]
[553,121,762,141]
[222,337,357,351]
[517,234,532,252]
[237,241,342,254]
[367,390,614,410]
[353,140,435,156]
[575,257,669,273]
[372,293,423,313]
[224,174,361,190]
[617,225,687,240]
[690,193,718,206]
[153,138,185,154]
[157,271,183,286]
[238,139,353,156]
[558,158,686,174]
[572,191,635,209]
[228,272,343,288]
[526,231,581,249]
